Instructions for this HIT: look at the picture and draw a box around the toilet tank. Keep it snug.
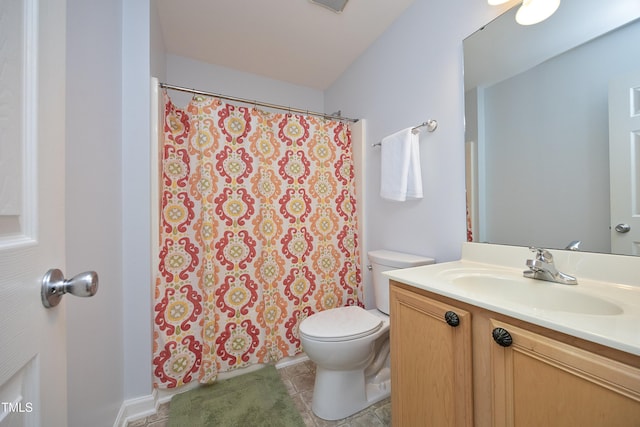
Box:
[368,250,435,314]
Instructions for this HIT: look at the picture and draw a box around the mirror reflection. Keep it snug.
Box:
[464,0,640,255]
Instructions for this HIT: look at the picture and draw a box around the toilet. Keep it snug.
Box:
[299,249,435,420]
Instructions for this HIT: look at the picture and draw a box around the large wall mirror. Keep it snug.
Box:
[464,0,640,256]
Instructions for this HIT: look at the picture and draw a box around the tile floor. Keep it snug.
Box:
[128,360,391,427]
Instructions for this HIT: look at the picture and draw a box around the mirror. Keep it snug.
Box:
[464,0,640,255]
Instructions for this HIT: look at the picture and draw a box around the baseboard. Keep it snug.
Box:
[275,353,309,369]
[113,391,155,427]
[113,354,310,426]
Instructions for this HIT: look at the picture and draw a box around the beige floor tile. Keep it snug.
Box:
[147,419,169,427]
[126,417,148,427]
[290,372,316,393]
[374,400,391,424]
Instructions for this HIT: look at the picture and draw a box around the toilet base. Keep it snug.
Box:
[311,366,391,421]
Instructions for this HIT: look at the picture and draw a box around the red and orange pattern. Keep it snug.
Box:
[153,92,362,388]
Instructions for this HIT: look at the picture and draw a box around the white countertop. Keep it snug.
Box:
[384,243,640,357]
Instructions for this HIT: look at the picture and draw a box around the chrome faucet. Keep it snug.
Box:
[523,247,578,285]
[564,240,581,251]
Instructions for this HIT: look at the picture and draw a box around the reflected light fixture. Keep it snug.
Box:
[309,0,349,13]
[488,0,560,25]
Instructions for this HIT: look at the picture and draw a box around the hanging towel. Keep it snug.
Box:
[380,128,423,201]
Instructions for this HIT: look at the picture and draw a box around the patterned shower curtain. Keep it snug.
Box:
[153,92,362,389]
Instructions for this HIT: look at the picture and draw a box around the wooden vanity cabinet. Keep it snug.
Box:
[389,283,474,426]
[389,280,640,427]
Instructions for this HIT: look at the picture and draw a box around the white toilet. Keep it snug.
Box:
[299,249,435,420]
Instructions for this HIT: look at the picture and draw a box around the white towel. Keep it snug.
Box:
[380,128,423,201]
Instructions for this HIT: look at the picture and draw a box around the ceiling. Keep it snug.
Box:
[155,0,416,90]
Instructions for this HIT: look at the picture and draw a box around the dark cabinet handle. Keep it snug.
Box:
[492,327,513,347]
[444,311,460,327]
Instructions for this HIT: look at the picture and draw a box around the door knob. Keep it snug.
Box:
[615,223,631,233]
[41,269,98,308]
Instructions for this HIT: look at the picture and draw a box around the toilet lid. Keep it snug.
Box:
[299,306,383,342]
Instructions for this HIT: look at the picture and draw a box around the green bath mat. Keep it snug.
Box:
[168,365,306,427]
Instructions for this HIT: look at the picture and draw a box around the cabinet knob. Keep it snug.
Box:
[492,327,513,347]
[444,311,460,327]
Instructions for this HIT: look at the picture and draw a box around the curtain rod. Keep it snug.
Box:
[159,82,359,123]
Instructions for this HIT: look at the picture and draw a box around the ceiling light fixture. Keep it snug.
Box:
[488,0,560,26]
[309,0,349,13]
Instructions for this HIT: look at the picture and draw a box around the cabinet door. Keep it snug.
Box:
[390,284,473,427]
[490,319,640,427]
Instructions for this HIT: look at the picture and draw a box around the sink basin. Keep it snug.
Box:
[443,271,624,316]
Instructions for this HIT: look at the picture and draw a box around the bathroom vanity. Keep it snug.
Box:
[386,243,640,426]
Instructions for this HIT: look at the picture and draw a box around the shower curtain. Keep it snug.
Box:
[153,91,362,388]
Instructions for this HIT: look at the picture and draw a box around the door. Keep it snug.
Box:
[609,71,640,255]
[489,319,640,426]
[0,0,67,425]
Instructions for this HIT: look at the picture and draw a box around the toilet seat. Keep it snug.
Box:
[299,306,383,342]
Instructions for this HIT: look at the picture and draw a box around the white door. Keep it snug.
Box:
[609,71,640,256]
[0,0,68,425]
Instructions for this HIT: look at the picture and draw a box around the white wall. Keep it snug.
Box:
[65,0,124,425]
[150,1,167,82]
[122,0,153,401]
[164,54,325,112]
[324,0,502,300]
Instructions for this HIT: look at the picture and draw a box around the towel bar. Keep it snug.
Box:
[372,119,437,147]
